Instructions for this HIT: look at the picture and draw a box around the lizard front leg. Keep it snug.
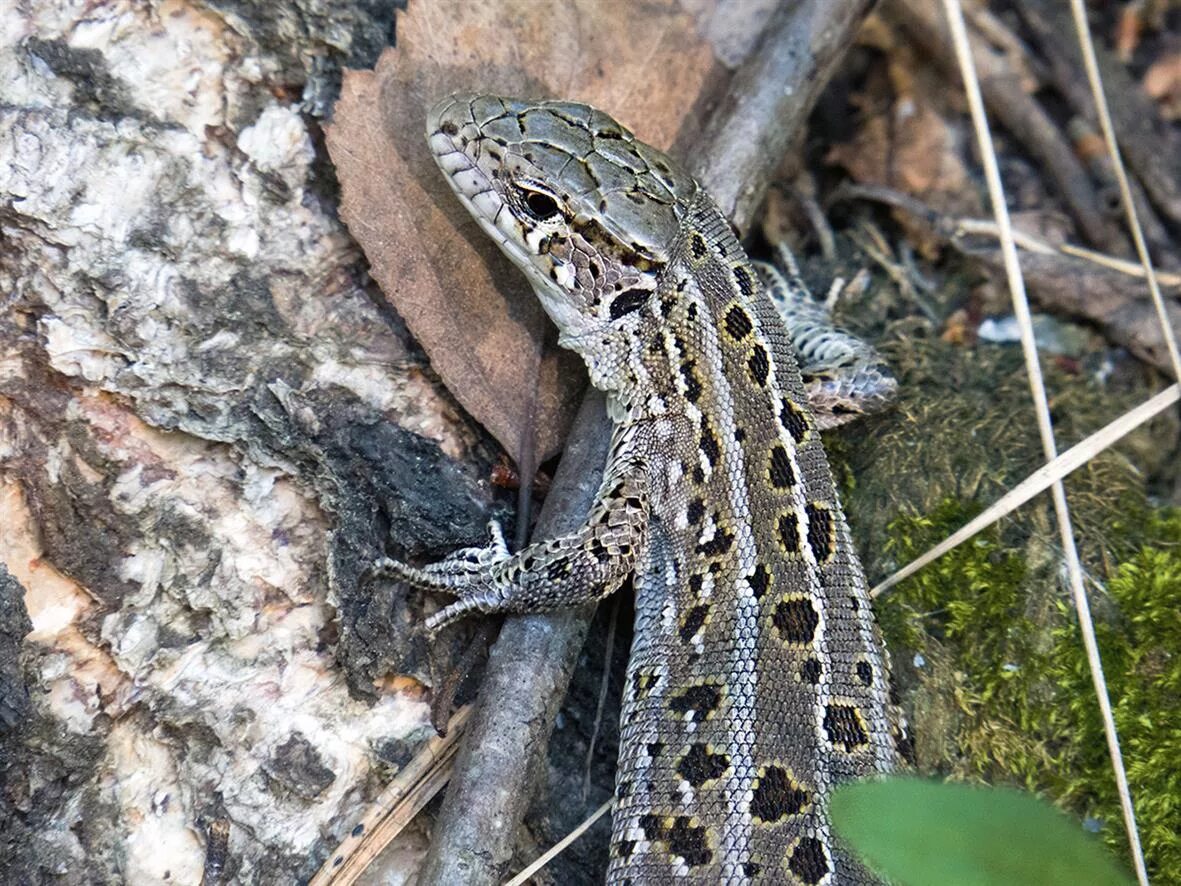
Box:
[378,448,649,633]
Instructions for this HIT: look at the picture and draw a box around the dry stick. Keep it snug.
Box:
[834,183,1181,378]
[1068,0,1181,382]
[417,390,613,886]
[884,0,1129,255]
[417,2,874,883]
[310,706,473,885]
[1018,0,1181,229]
[942,3,1150,882]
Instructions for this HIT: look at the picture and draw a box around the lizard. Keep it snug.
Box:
[382,93,903,885]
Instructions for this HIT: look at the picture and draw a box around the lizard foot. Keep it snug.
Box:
[372,520,512,633]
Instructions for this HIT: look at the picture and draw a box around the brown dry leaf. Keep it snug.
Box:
[1144,52,1181,120]
[827,90,981,255]
[326,2,724,463]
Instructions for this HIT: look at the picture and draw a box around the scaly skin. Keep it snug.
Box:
[387,94,901,885]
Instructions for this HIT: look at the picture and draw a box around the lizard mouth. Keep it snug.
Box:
[426,94,570,298]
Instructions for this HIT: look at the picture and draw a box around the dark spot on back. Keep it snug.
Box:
[779,397,810,443]
[823,703,869,751]
[748,344,770,386]
[788,837,830,885]
[679,604,711,642]
[724,304,753,340]
[773,597,819,644]
[699,416,720,467]
[696,528,733,557]
[680,360,703,402]
[767,444,795,489]
[777,512,800,553]
[856,661,873,686]
[805,502,835,563]
[669,683,723,721]
[746,564,771,600]
[749,766,810,823]
[676,744,730,787]
[732,264,756,297]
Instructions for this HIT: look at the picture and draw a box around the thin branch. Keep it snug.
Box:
[941,3,1149,881]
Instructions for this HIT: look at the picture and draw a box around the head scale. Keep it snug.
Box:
[426,94,697,354]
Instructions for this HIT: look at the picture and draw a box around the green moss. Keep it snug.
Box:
[878,502,1181,881]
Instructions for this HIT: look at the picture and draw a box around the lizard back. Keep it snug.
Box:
[421,94,899,885]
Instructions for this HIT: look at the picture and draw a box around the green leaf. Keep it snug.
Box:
[830,778,1135,885]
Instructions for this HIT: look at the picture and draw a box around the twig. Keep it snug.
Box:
[941,3,1148,879]
[1018,0,1181,228]
[884,0,1129,254]
[501,800,614,886]
[310,705,473,886]
[836,183,1181,377]
[582,598,618,803]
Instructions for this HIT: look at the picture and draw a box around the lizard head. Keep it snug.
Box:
[427,93,698,357]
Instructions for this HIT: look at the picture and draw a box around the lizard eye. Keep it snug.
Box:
[520,188,561,221]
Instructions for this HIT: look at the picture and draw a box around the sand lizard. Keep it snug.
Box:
[384,94,902,884]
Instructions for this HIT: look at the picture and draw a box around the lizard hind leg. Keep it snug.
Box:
[753,243,898,428]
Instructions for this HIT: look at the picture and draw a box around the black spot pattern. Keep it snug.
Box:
[777,512,800,553]
[749,766,810,823]
[779,397,810,443]
[679,604,711,642]
[801,658,822,684]
[609,287,649,320]
[788,837,830,884]
[696,530,733,557]
[732,264,756,297]
[805,502,835,564]
[856,661,873,686]
[669,683,723,721]
[680,360,703,402]
[746,564,771,600]
[772,597,819,645]
[686,498,705,525]
[667,816,712,867]
[676,744,730,787]
[723,304,753,340]
[632,670,658,698]
[699,417,720,467]
[823,703,869,751]
[689,231,709,261]
[767,444,795,489]
[639,815,713,867]
[748,344,770,386]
